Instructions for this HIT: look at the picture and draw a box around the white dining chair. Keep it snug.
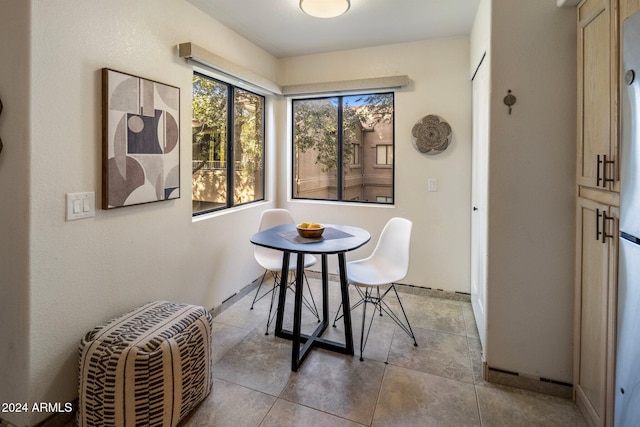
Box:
[333,217,418,361]
[251,208,320,335]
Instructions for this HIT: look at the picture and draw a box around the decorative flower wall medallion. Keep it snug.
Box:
[411,115,452,155]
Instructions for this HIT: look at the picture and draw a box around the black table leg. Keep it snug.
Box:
[291,253,305,371]
[321,254,329,322]
[338,252,354,355]
[274,251,290,335]
[276,251,354,371]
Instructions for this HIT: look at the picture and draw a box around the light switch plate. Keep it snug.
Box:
[428,178,438,192]
[66,192,95,221]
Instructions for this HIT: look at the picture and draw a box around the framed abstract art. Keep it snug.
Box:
[102,68,180,209]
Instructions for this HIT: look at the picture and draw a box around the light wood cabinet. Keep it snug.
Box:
[575,0,640,425]
[574,0,624,425]
[574,197,618,427]
[577,0,619,192]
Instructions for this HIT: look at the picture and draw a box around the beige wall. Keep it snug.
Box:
[0,1,31,425]
[279,37,473,291]
[470,0,577,383]
[2,0,279,424]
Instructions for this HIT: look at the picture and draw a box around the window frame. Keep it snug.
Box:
[192,71,266,217]
[290,92,395,205]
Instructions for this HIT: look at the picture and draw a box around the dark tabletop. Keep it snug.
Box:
[250,223,371,255]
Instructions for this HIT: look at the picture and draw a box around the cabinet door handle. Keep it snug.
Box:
[596,155,603,187]
[601,210,614,243]
[596,154,615,187]
[602,155,615,185]
[596,208,602,241]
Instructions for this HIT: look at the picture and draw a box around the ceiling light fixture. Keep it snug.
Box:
[299,0,350,18]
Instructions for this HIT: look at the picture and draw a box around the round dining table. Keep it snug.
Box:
[250,223,371,371]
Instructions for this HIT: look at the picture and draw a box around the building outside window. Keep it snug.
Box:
[192,73,265,215]
[292,92,394,204]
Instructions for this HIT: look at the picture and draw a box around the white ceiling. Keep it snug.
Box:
[187,0,481,58]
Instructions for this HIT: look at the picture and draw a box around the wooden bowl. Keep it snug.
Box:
[296,224,325,238]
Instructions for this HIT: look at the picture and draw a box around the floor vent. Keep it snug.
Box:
[489,366,519,376]
[487,366,573,399]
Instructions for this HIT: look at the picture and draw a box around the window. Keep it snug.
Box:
[292,93,394,204]
[192,73,265,215]
[350,142,360,166]
[376,144,393,166]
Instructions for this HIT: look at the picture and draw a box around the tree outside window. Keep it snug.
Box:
[192,73,264,215]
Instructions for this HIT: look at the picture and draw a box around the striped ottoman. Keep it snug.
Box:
[78,301,213,427]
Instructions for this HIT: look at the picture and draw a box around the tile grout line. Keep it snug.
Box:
[463,308,485,427]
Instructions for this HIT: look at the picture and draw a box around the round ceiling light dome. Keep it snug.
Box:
[300,0,351,18]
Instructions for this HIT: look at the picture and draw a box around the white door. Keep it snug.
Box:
[471,54,489,351]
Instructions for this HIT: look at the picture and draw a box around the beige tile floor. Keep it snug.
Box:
[179,276,587,427]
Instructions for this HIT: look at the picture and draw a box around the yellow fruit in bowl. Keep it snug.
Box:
[296,221,324,238]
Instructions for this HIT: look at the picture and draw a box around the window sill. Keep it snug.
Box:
[192,200,269,223]
[289,198,395,209]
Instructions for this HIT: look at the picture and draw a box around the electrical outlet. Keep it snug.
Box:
[428,178,438,192]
